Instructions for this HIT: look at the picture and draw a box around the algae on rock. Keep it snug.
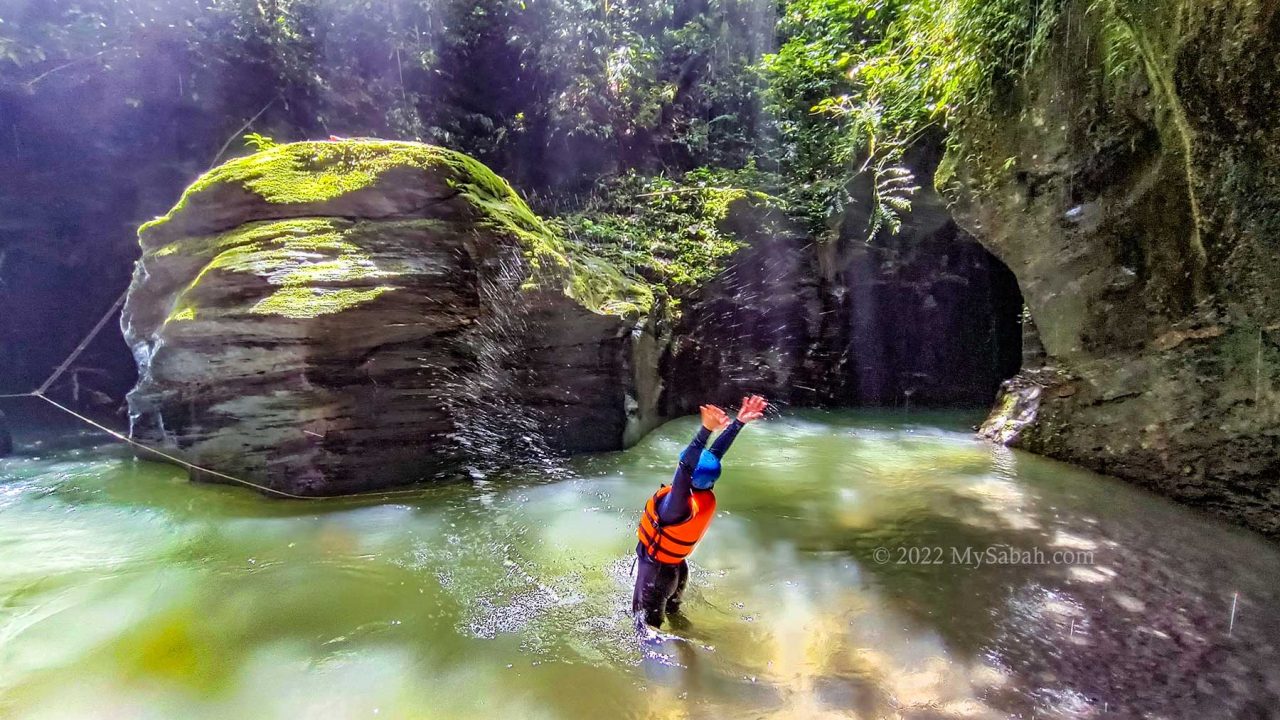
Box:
[122,139,657,496]
[958,0,1280,537]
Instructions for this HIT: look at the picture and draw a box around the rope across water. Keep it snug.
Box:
[2,291,433,502]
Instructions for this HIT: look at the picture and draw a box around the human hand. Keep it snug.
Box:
[700,404,731,431]
[736,395,768,423]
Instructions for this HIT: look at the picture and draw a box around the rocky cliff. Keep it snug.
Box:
[662,169,1023,417]
[124,139,1025,496]
[965,1,1280,536]
[122,140,642,495]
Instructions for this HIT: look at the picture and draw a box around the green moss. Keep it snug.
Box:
[144,140,665,320]
[933,150,959,195]
[152,217,349,259]
[557,168,776,299]
[564,252,657,317]
[163,218,405,322]
[140,140,566,267]
[250,286,395,319]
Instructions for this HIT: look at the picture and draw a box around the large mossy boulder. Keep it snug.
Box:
[123,140,646,496]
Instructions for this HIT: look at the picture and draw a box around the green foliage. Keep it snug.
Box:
[760,0,1061,239]
[1091,1,1143,88]
[0,0,771,192]
[9,0,1088,318]
[3,0,1076,278]
[535,0,771,172]
[243,133,278,151]
[558,168,778,293]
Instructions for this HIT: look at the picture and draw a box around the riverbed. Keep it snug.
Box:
[2,411,1277,718]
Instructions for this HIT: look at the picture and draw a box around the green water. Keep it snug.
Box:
[2,411,1278,719]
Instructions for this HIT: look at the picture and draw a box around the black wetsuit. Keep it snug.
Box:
[632,419,743,628]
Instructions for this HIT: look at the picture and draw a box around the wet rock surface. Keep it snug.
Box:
[663,185,1024,417]
[658,202,818,415]
[807,178,1024,409]
[959,2,1280,536]
[122,140,636,495]
[511,291,638,454]
[123,140,1027,496]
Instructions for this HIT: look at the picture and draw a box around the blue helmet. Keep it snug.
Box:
[691,449,721,490]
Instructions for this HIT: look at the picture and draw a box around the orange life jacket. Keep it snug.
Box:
[636,485,717,564]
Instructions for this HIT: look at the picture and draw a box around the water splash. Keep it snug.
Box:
[440,252,567,483]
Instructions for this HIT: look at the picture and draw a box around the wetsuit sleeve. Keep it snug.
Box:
[657,425,711,525]
[709,419,744,459]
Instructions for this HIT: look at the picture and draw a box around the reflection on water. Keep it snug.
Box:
[2,410,1278,719]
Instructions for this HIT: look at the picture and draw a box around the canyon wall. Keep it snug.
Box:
[967,1,1280,536]
[123,139,1021,495]
[663,179,1023,418]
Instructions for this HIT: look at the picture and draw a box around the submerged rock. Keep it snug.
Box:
[955,3,1280,536]
[122,140,643,495]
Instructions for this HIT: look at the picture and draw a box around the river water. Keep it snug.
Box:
[2,410,1278,719]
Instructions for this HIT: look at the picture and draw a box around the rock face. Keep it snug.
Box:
[805,165,1024,409]
[662,173,1024,417]
[512,290,646,453]
[658,202,819,414]
[124,139,1026,497]
[123,140,637,495]
[961,2,1280,536]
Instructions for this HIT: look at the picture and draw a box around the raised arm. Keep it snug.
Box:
[708,420,743,459]
[658,405,730,524]
[709,395,768,459]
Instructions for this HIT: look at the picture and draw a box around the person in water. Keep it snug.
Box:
[633,394,768,628]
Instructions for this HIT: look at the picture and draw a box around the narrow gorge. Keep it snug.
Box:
[112,0,1280,537]
[5,1,1280,717]
[120,138,1024,496]
[969,1,1280,537]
